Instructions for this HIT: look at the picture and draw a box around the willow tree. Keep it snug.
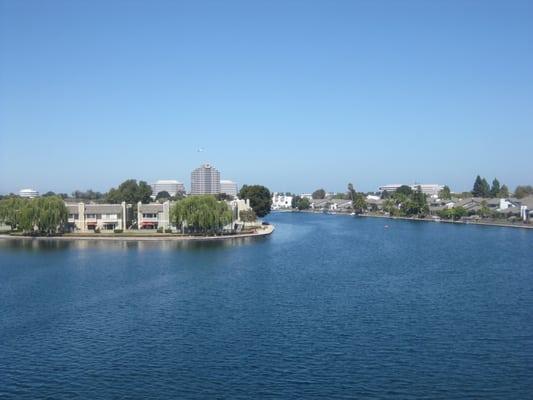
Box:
[0,196,67,235]
[0,197,27,230]
[171,195,233,234]
[33,196,69,235]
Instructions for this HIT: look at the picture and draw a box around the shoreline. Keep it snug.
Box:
[358,213,533,229]
[0,225,275,242]
[280,210,533,230]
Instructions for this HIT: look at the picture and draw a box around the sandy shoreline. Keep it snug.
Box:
[0,225,275,242]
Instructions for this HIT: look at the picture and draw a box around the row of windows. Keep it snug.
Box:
[69,214,118,219]
[142,213,158,218]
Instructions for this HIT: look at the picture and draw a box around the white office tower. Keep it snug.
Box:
[220,180,238,197]
[190,164,221,195]
[19,188,39,198]
[151,180,185,198]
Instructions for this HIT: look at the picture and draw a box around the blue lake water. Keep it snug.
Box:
[1,213,532,399]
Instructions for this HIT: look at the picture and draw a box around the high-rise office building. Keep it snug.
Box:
[190,164,221,195]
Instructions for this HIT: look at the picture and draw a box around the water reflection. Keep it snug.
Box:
[0,235,270,253]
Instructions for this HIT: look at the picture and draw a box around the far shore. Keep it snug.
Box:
[0,225,275,242]
[283,210,533,230]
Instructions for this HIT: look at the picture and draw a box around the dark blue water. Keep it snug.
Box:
[1,213,532,399]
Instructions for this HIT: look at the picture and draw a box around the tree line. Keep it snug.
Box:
[0,196,68,235]
[471,176,509,198]
[382,185,428,217]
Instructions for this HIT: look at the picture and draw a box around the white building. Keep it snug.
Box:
[191,163,221,195]
[272,193,293,210]
[66,202,128,231]
[151,180,185,198]
[378,183,444,197]
[220,180,238,197]
[19,188,39,198]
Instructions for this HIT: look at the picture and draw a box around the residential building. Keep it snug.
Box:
[66,202,128,231]
[190,163,221,195]
[220,180,238,197]
[137,201,171,230]
[229,198,259,230]
[19,188,39,198]
[310,198,353,212]
[272,193,293,210]
[151,180,185,198]
[378,183,444,197]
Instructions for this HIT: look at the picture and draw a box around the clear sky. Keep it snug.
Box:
[1,0,532,195]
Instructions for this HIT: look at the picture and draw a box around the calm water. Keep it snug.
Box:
[1,213,532,399]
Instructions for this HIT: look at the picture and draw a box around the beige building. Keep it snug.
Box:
[67,202,128,231]
[137,201,171,230]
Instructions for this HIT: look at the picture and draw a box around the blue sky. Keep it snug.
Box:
[1,0,532,195]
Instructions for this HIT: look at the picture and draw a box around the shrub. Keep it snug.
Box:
[157,227,164,233]
[114,229,123,234]
[164,228,172,233]
[94,228,101,234]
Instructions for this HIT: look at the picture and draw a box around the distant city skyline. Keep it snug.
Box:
[1,1,532,194]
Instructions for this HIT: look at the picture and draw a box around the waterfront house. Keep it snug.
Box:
[271,193,293,210]
[67,202,128,232]
[137,201,171,230]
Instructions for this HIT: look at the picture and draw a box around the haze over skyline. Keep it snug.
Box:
[1,0,532,195]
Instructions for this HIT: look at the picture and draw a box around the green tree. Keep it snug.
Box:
[312,188,326,199]
[347,183,356,202]
[472,175,491,197]
[396,185,413,196]
[216,193,234,201]
[291,195,301,209]
[514,185,533,199]
[472,175,484,197]
[0,196,67,235]
[238,185,272,217]
[0,197,26,230]
[383,198,396,214]
[352,193,367,214]
[439,185,451,200]
[155,191,171,201]
[478,200,491,218]
[405,186,429,217]
[499,184,509,198]
[239,209,257,223]
[481,178,490,197]
[107,179,152,204]
[297,197,310,210]
[171,195,232,234]
[71,189,105,201]
[490,178,501,198]
[437,206,467,220]
[34,197,68,235]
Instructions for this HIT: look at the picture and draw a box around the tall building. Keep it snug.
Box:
[150,180,185,198]
[378,183,444,197]
[19,188,39,198]
[220,180,238,197]
[190,163,221,195]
